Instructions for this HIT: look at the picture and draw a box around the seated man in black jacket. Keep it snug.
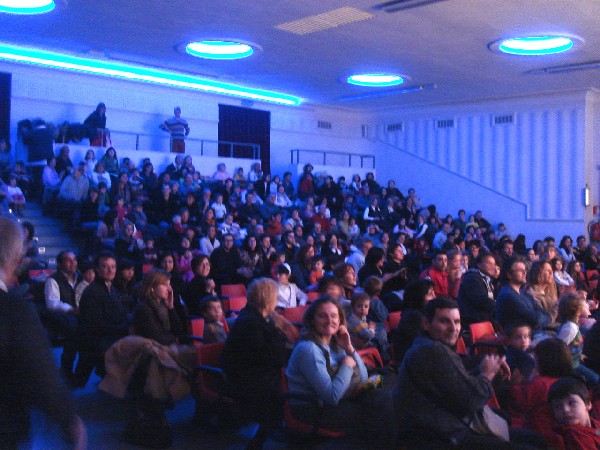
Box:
[457,253,497,327]
[75,252,129,387]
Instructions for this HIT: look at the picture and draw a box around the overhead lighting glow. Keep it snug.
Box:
[186,41,254,60]
[0,44,301,106]
[347,74,404,87]
[0,0,55,14]
[494,36,575,56]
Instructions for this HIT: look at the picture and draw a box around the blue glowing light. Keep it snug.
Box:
[0,44,301,106]
[0,0,55,14]
[498,36,573,55]
[347,74,404,87]
[186,41,254,60]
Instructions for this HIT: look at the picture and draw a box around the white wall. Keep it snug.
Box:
[368,92,590,241]
[2,60,368,178]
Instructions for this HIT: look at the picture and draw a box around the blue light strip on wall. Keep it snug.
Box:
[0,1,55,15]
[0,43,302,106]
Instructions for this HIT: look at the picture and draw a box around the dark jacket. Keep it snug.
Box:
[495,284,551,330]
[0,290,76,443]
[131,298,187,346]
[456,269,495,326]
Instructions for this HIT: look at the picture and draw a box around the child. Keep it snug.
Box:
[548,376,600,449]
[347,292,388,355]
[210,194,227,222]
[504,323,536,384]
[309,256,325,287]
[198,296,227,344]
[557,292,600,385]
[143,238,158,263]
[276,263,307,309]
[347,217,360,245]
[74,261,95,307]
[362,276,390,361]
[6,175,25,216]
[270,251,287,280]
[13,161,31,195]
[97,181,110,217]
[114,195,128,226]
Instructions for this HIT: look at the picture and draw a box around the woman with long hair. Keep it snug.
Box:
[526,260,559,323]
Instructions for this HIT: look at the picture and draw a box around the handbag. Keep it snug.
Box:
[469,405,510,441]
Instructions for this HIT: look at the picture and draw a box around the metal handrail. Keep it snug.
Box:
[63,128,260,159]
[290,149,375,168]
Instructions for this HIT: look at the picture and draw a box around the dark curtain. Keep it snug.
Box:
[0,72,11,141]
[218,104,271,173]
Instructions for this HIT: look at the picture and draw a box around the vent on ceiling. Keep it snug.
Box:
[436,119,455,129]
[275,7,373,35]
[491,114,515,126]
[386,122,404,132]
[526,61,600,75]
[373,0,449,13]
[318,120,332,130]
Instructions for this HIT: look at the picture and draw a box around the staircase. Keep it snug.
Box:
[20,201,81,269]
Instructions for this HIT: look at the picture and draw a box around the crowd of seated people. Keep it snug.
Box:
[13,146,600,449]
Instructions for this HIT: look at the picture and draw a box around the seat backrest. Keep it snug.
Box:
[470,321,496,343]
[190,317,205,337]
[221,284,247,297]
[306,292,320,303]
[197,342,224,367]
[142,264,154,273]
[455,337,467,355]
[357,347,383,369]
[223,296,247,313]
[282,305,307,324]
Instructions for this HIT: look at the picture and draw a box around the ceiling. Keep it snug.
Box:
[0,0,599,110]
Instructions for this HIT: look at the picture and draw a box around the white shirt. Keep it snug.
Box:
[277,282,308,309]
[345,249,366,274]
[200,237,220,256]
[44,272,77,313]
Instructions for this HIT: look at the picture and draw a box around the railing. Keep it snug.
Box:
[290,149,375,168]
[61,128,260,159]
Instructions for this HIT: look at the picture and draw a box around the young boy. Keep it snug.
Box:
[75,261,96,308]
[309,256,325,287]
[548,376,600,449]
[504,323,536,384]
[276,263,307,309]
[198,296,227,344]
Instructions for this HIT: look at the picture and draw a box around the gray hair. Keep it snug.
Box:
[0,218,24,272]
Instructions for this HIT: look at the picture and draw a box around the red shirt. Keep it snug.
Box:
[555,417,600,450]
[419,267,448,296]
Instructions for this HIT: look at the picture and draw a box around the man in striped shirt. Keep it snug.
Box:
[160,106,190,153]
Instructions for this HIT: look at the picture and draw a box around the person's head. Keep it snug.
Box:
[558,291,587,323]
[95,252,117,282]
[576,235,587,249]
[533,338,573,378]
[21,221,34,241]
[446,249,462,271]
[317,275,345,300]
[528,260,553,286]
[363,276,383,298]
[333,263,356,288]
[312,255,324,272]
[403,279,436,311]
[246,277,278,317]
[277,263,291,284]
[365,247,385,269]
[198,296,223,323]
[500,256,527,286]
[140,269,171,304]
[158,252,175,273]
[191,255,211,277]
[360,238,373,255]
[476,252,496,277]
[548,377,592,428]
[422,296,461,347]
[222,233,234,249]
[387,243,404,263]
[351,292,370,318]
[432,251,448,272]
[567,260,582,276]
[505,323,532,351]
[80,261,95,284]
[96,102,106,115]
[57,251,78,275]
[302,296,347,348]
[174,106,181,117]
[0,218,24,284]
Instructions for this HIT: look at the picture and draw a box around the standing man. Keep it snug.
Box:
[160,106,190,153]
[44,251,80,381]
[0,218,86,447]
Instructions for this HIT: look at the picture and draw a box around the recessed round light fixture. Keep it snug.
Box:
[185,40,254,60]
[0,0,55,14]
[489,35,582,56]
[346,73,405,87]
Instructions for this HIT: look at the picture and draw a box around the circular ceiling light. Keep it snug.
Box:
[347,74,405,87]
[185,40,254,60]
[0,0,55,14]
[490,35,580,56]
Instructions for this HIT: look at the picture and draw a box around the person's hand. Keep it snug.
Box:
[337,325,354,354]
[206,278,216,293]
[480,354,510,382]
[368,322,376,330]
[342,355,357,368]
[165,285,174,309]
[69,415,88,450]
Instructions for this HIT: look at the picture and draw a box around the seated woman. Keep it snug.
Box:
[285,297,394,448]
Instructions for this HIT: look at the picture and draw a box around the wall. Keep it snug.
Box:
[1,60,368,179]
[369,92,590,241]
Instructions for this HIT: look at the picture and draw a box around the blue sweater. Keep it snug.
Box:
[496,284,551,330]
[286,339,367,406]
